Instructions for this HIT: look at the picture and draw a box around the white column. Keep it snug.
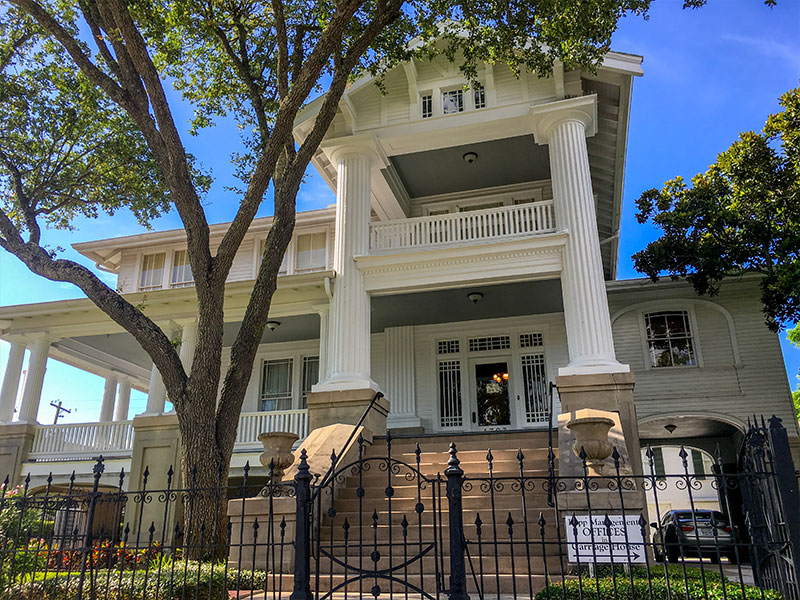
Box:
[179,320,198,372]
[315,137,383,392]
[532,96,628,375]
[114,380,132,421]
[0,341,26,423]
[99,376,118,422]
[18,337,51,423]
[313,305,330,382]
[384,326,420,429]
[144,363,167,415]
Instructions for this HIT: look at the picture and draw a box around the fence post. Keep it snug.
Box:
[446,443,469,600]
[76,456,104,600]
[291,449,313,600]
[767,416,800,580]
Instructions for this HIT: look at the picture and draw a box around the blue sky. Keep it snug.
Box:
[1,0,799,423]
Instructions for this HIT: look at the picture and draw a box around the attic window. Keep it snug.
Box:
[421,94,433,119]
[442,89,463,114]
[474,84,486,109]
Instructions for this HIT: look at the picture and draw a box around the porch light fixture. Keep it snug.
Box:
[664,423,677,435]
[467,291,483,304]
[462,151,478,164]
[266,320,281,331]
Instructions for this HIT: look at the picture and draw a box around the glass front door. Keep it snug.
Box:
[473,361,511,429]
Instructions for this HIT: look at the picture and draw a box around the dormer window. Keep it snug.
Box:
[442,89,463,114]
[421,94,433,119]
[139,253,165,291]
[474,84,486,109]
[170,249,193,288]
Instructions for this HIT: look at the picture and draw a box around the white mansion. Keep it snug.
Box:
[0,48,796,491]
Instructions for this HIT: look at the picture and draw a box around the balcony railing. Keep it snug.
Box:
[235,409,308,449]
[369,200,556,252]
[27,409,309,462]
[30,421,134,461]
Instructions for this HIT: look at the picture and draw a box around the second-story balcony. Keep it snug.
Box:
[358,199,565,294]
[369,200,556,253]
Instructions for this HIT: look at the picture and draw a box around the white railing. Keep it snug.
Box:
[369,200,556,252]
[30,421,134,460]
[235,409,308,449]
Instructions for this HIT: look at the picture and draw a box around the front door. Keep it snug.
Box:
[471,360,512,430]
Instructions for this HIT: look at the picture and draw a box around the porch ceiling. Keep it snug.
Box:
[371,279,563,331]
[390,135,550,198]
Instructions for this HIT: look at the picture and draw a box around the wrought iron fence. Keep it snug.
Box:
[0,416,798,600]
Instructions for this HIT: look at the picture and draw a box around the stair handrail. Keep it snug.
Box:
[312,391,384,496]
[547,381,557,508]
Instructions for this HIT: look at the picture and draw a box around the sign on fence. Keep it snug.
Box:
[565,515,646,564]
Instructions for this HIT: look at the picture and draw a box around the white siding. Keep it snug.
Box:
[117,250,139,294]
[493,64,523,104]
[609,280,799,437]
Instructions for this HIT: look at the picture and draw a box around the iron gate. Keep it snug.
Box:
[739,415,800,600]
[310,433,446,600]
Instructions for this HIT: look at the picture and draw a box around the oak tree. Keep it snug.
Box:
[1,0,663,551]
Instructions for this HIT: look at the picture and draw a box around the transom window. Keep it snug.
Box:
[139,253,165,291]
[170,250,193,288]
[644,311,697,368]
[261,358,293,411]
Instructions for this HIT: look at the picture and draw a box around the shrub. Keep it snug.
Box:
[535,577,783,600]
[1,562,270,600]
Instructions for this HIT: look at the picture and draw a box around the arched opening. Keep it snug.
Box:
[639,414,747,564]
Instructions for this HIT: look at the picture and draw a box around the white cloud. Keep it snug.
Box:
[721,34,800,72]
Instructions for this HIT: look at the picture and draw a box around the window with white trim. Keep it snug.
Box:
[259,238,289,274]
[644,311,697,368]
[260,358,293,411]
[139,253,165,291]
[301,356,319,409]
[421,94,433,119]
[442,89,464,114]
[520,353,548,423]
[170,250,193,288]
[295,232,327,273]
[473,84,486,109]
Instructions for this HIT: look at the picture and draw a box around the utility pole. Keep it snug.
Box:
[50,400,72,424]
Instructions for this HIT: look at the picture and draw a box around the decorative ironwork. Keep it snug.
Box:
[0,414,797,600]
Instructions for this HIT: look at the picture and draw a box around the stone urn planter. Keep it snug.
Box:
[258,432,299,483]
[566,412,615,475]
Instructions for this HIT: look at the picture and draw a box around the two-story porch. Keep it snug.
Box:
[0,51,647,486]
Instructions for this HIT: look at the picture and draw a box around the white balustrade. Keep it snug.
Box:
[28,410,309,461]
[235,409,308,449]
[30,421,134,461]
[369,200,556,252]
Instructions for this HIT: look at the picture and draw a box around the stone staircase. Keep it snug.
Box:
[310,430,565,597]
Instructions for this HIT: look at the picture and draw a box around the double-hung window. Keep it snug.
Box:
[139,253,165,291]
[295,232,327,273]
[170,250,193,288]
[644,311,697,368]
[261,358,293,411]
